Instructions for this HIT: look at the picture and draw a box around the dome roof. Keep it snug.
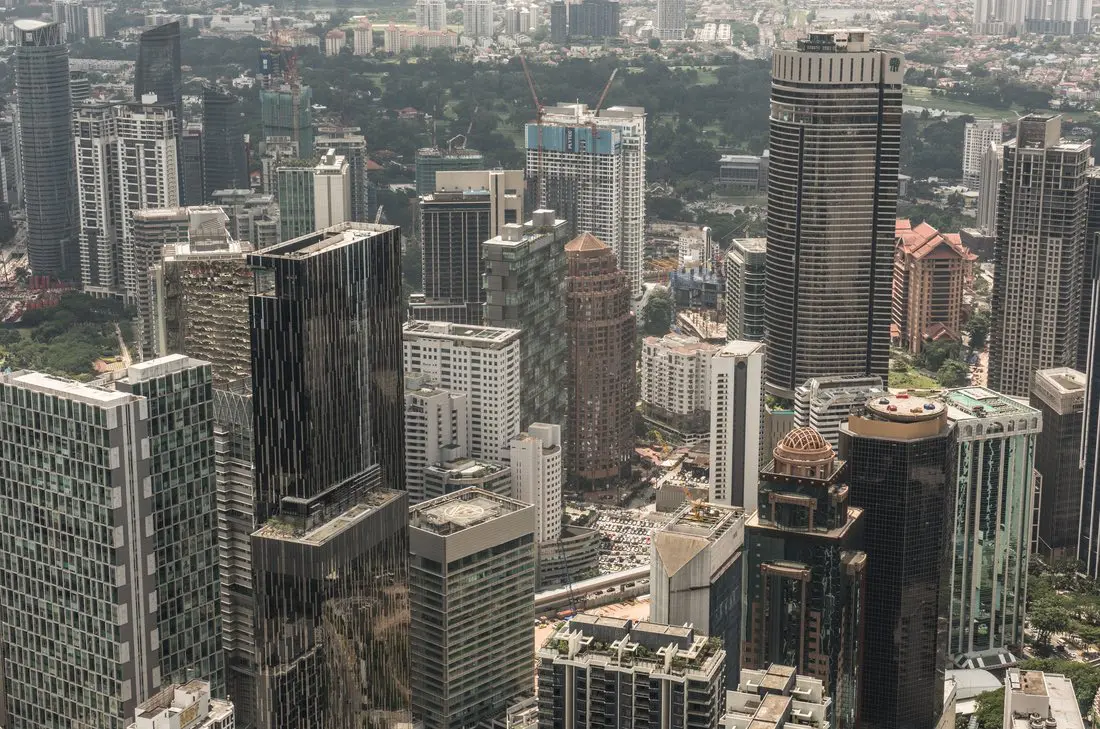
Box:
[779,427,830,453]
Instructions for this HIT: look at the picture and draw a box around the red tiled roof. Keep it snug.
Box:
[895,218,976,262]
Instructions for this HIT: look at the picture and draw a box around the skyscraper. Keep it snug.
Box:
[181,123,206,206]
[314,124,370,222]
[249,223,409,727]
[260,84,314,154]
[839,393,954,729]
[941,387,1041,666]
[526,104,646,297]
[963,120,1002,189]
[405,372,469,504]
[989,115,1090,398]
[415,145,485,196]
[743,427,866,729]
[1079,173,1100,578]
[463,0,495,37]
[509,422,564,544]
[655,0,686,39]
[14,20,77,278]
[202,86,250,200]
[135,22,183,140]
[1075,168,1100,370]
[277,163,316,241]
[409,488,536,729]
[564,232,636,483]
[764,30,904,396]
[313,148,350,229]
[1031,368,1086,560]
[483,211,569,430]
[973,0,1025,33]
[415,0,447,30]
[977,141,1004,235]
[724,237,766,342]
[709,341,764,511]
[565,0,620,38]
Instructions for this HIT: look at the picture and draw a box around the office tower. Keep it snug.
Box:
[565,0,620,37]
[314,124,369,221]
[202,86,250,200]
[129,681,234,729]
[1075,168,1100,370]
[0,117,20,209]
[405,372,469,504]
[154,237,254,385]
[415,145,485,196]
[404,320,521,462]
[839,393,954,729]
[893,219,976,355]
[724,237,766,342]
[793,374,887,451]
[537,615,726,729]
[989,115,1090,398]
[1030,368,1085,559]
[641,333,719,439]
[655,0,685,39]
[416,0,447,29]
[650,502,746,689]
[722,665,832,729]
[313,148,350,229]
[14,20,77,278]
[53,0,87,40]
[483,212,569,429]
[423,458,511,499]
[940,387,1041,664]
[76,98,180,303]
[0,371,159,729]
[212,381,257,728]
[1023,0,1092,33]
[260,84,313,154]
[1004,669,1087,729]
[549,1,567,41]
[743,427,866,729]
[181,123,205,205]
[509,422,563,543]
[527,104,646,296]
[463,0,495,37]
[974,0,1026,33]
[564,232,636,483]
[977,141,1003,235]
[414,168,525,325]
[135,21,183,143]
[963,120,1002,189]
[1081,178,1100,577]
[410,489,536,729]
[709,341,764,510]
[276,163,316,241]
[249,223,409,727]
[70,69,91,105]
[764,31,903,397]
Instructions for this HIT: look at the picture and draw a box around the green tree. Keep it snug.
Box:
[649,37,661,49]
[1030,597,1073,644]
[937,359,970,387]
[966,309,991,350]
[642,288,673,336]
[973,688,1004,729]
[917,339,963,371]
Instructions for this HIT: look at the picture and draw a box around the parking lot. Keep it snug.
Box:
[589,507,670,573]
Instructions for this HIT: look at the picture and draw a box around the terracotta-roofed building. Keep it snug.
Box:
[893,219,976,354]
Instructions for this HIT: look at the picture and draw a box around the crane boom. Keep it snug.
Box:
[594,68,619,114]
[518,55,545,204]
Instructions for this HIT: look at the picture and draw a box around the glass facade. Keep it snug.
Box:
[135,21,182,134]
[202,86,250,200]
[419,192,493,325]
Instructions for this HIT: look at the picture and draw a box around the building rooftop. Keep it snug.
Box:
[1035,367,1086,395]
[404,319,521,345]
[3,370,138,407]
[1006,670,1085,729]
[730,237,767,254]
[410,487,530,535]
[864,392,945,422]
[122,354,208,383]
[664,501,745,541]
[941,386,1041,422]
[565,231,609,253]
[896,219,976,262]
[253,223,396,260]
[644,333,720,356]
[253,487,402,544]
[715,340,765,358]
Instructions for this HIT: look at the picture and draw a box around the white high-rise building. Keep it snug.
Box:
[655,0,686,39]
[640,333,719,439]
[463,0,495,37]
[793,374,888,451]
[527,103,647,297]
[403,320,522,463]
[128,681,235,729]
[709,340,764,511]
[963,120,1002,189]
[977,141,1003,234]
[405,372,470,504]
[75,95,179,300]
[354,20,374,53]
[86,4,106,37]
[416,0,448,29]
[313,148,350,229]
[974,0,1026,33]
[509,422,563,544]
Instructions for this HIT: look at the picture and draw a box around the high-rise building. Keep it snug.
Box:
[314,124,370,222]
[565,0,620,37]
[640,333,720,439]
[721,665,833,729]
[526,104,646,296]
[941,387,1041,666]
[509,422,564,544]
[655,0,685,39]
[410,489,535,729]
[549,1,567,42]
[87,4,105,37]
[313,148,350,229]
[709,341,764,511]
[405,372,469,504]
[1074,168,1100,370]
[793,374,888,451]
[0,117,21,210]
[135,21,183,144]
[764,31,904,396]
[276,163,316,241]
[75,98,179,301]
[1080,174,1100,579]
[1030,368,1085,560]
[69,69,91,105]
[743,427,866,729]
[249,223,409,727]
[463,0,495,37]
[181,123,206,206]
[201,86,250,200]
[403,320,521,463]
[14,20,77,278]
[416,0,448,29]
[564,232,636,483]
[977,141,1003,235]
[839,393,954,729]
[354,19,374,54]
[1023,0,1092,34]
[324,28,345,55]
[260,84,314,155]
[650,502,746,689]
[483,211,569,430]
[724,237,766,342]
[128,680,235,729]
[211,188,281,248]
[53,0,87,40]
[963,120,1002,189]
[973,0,1026,33]
[893,219,976,354]
[989,115,1090,398]
[414,168,525,325]
[537,615,727,729]
[423,457,511,499]
[415,146,485,196]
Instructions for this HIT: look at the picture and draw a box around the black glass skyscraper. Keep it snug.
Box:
[135,22,182,124]
[14,20,77,279]
[202,86,250,200]
[839,394,954,729]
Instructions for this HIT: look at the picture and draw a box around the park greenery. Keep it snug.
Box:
[0,294,129,379]
[642,288,673,337]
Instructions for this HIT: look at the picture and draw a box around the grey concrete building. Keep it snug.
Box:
[724,238,766,342]
[721,665,832,729]
[793,374,887,451]
[1031,368,1086,560]
[423,457,512,501]
[409,488,536,729]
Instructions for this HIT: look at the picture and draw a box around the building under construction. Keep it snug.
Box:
[260,83,313,154]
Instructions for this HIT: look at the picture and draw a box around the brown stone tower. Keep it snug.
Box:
[565,232,637,483]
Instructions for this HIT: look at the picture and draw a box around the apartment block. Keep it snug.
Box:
[313,147,350,229]
[641,333,720,439]
[963,120,1002,189]
[406,372,470,504]
[721,665,831,729]
[724,238,766,342]
[709,340,764,511]
[793,374,887,451]
[509,422,564,544]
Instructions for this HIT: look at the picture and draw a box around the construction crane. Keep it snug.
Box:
[679,486,708,521]
[374,204,385,224]
[285,52,301,151]
[649,429,671,458]
[518,55,545,204]
[555,535,581,619]
[593,68,618,115]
